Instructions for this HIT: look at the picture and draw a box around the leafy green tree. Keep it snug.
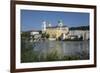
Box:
[41,32,46,38]
[46,34,50,39]
[41,33,50,39]
[21,32,31,41]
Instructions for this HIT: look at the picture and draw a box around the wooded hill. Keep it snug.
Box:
[69,25,89,30]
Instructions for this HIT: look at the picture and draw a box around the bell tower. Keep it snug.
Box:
[58,20,63,27]
[42,21,46,31]
[48,21,51,27]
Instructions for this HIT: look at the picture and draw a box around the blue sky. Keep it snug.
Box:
[21,10,89,31]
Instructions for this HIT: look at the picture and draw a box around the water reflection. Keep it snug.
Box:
[33,40,89,60]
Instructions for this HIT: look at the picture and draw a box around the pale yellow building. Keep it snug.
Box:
[45,26,69,39]
[42,20,69,40]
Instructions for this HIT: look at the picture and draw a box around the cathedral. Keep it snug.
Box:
[42,20,69,40]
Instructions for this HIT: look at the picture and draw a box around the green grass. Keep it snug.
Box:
[21,48,80,63]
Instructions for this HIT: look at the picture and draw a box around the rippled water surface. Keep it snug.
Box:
[33,40,89,60]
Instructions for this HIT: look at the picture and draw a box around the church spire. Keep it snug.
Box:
[42,21,46,31]
[48,21,51,27]
[58,20,63,27]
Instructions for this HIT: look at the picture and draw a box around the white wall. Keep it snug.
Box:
[0,0,100,73]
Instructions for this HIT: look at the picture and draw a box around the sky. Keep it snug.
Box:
[21,10,89,31]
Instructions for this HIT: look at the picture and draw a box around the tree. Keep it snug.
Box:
[46,34,50,39]
[21,32,31,41]
[41,32,46,38]
[41,32,50,39]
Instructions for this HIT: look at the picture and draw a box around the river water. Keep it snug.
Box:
[33,40,89,60]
